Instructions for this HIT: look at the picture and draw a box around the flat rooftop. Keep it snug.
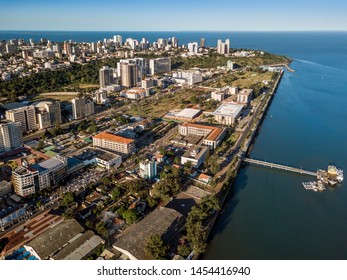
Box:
[175,108,201,119]
[182,145,208,160]
[31,157,64,172]
[213,103,244,117]
[113,207,183,260]
[25,219,84,260]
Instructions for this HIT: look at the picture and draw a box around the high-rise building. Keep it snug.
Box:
[63,41,72,55]
[0,120,22,154]
[34,101,62,128]
[71,97,95,120]
[217,39,230,55]
[5,105,37,132]
[149,57,171,75]
[171,37,178,48]
[13,156,68,197]
[200,38,205,48]
[114,35,123,46]
[99,66,114,88]
[120,63,139,87]
[188,42,199,55]
[139,159,157,180]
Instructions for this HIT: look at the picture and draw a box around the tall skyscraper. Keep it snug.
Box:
[63,41,72,55]
[5,105,37,132]
[99,66,114,88]
[114,35,123,46]
[0,120,22,154]
[149,57,171,75]
[71,97,94,120]
[188,42,199,55]
[120,63,139,87]
[171,37,178,48]
[217,39,230,55]
[200,38,205,48]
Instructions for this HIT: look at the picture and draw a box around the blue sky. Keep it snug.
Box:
[1,0,347,31]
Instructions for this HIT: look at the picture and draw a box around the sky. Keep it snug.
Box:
[1,0,347,31]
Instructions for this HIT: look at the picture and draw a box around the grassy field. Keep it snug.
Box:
[127,90,194,118]
[32,92,78,102]
[78,84,99,89]
[208,71,276,89]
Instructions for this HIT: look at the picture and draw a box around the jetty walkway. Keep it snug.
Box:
[244,158,317,176]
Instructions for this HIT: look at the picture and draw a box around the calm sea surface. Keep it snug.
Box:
[2,31,347,259]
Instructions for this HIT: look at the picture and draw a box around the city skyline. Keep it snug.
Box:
[1,0,347,31]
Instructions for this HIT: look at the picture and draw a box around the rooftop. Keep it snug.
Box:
[212,103,244,117]
[93,132,134,144]
[175,108,201,119]
[182,145,208,160]
[25,219,84,260]
[113,207,184,260]
[181,122,224,142]
[31,157,65,172]
[239,89,253,96]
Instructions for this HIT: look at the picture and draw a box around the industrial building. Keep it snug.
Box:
[212,103,244,125]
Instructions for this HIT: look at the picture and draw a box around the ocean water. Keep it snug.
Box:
[2,30,347,259]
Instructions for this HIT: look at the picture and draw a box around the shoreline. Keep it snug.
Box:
[201,69,285,259]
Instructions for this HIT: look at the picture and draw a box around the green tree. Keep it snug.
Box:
[111,186,121,200]
[178,244,191,258]
[122,209,138,224]
[144,234,169,260]
[60,192,74,207]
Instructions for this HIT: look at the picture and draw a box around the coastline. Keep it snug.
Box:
[201,68,285,259]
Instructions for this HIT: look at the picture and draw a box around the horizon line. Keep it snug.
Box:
[1,29,347,33]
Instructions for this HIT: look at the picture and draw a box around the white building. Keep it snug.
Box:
[0,120,22,154]
[181,146,208,168]
[212,103,244,125]
[34,101,62,128]
[237,89,253,105]
[149,57,171,75]
[217,39,230,55]
[172,70,202,85]
[5,105,37,132]
[71,97,94,120]
[139,159,157,180]
[211,91,225,101]
[12,156,67,197]
[188,42,199,55]
[120,88,148,100]
[99,66,114,88]
[93,131,135,156]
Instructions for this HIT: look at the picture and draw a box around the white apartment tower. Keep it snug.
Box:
[217,39,230,55]
[5,105,37,132]
[99,66,114,88]
[72,97,95,120]
[0,120,22,154]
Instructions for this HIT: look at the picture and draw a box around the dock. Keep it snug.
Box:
[244,158,317,176]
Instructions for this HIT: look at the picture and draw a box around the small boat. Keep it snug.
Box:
[328,179,337,186]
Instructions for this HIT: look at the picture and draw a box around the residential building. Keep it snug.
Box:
[99,66,114,88]
[5,105,37,132]
[139,159,157,180]
[71,97,94,120]
[34,101,62,129]
[217,39,230,55]
[197,173,212,184]
[93,131,135,156]
[0,120,22,154]
[211,90,226,101]
[227,60,237,70]
[114,35,123,46]
[200,38,205,48]
[119,63,139,87]
[178,122,225,149]
[188,42,199,55]
[212,103,244,125]
[12,156,68,197]
[237,89,253,104]
[181,146,208,168]
[149,57,171,75]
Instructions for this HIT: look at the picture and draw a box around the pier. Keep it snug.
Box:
[244,158,317,176]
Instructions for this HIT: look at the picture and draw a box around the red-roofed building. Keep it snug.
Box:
[178,122,225,149]
[93,132,135,156]
[197,173,212,184]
